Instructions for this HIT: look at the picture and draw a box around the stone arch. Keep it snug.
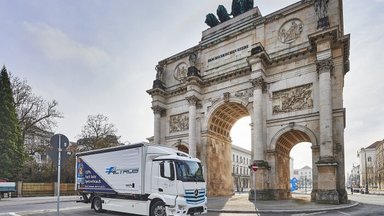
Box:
[270,125,318,150]
[203,97,252,130]
[204,99,251,196]
[170,140,189,154]
[270,125,318,199]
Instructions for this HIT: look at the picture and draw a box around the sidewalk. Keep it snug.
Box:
[207,193,358,214]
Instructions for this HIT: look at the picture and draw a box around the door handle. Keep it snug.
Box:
[158,188,163,192]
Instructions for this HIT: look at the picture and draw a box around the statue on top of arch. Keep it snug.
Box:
[205,0,254,28]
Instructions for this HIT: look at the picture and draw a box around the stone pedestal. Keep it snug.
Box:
[315,161,340,204]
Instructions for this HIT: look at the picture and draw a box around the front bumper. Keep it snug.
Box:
[166,196,207,216]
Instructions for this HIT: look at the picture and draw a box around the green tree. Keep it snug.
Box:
[0,66,26,180]
[77,114,121,151]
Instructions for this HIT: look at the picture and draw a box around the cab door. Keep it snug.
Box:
[152,160,177,206]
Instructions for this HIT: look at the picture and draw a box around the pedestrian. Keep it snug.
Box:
[350,186,353,194]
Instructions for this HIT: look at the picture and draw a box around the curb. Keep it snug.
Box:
[208,201,359,214]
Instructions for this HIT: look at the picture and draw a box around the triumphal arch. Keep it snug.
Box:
[147,0,350,204]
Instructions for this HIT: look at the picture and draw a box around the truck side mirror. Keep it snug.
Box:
[160,161,175,181]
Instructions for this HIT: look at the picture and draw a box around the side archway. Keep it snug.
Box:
[269,125,319,199]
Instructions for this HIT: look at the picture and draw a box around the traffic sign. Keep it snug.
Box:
[50,134,69,150]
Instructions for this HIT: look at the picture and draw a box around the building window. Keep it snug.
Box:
[368,156,372,162]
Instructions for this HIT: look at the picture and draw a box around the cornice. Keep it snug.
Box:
[146,87,167,97]
[308,26,340,50]
[202,66,251,87]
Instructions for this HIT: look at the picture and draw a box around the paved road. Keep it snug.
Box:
[0,193,383,216]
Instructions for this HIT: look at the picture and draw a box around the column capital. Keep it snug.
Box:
[316,58,334,75]
[186,96,199,106]
[251,77,267,92]
[151,105,166,115]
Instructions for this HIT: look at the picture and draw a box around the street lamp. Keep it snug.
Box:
[363,149,369,194]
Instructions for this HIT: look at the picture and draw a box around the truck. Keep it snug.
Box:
[76,142,207,216]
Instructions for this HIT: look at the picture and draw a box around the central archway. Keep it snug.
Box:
[206,101,250,196]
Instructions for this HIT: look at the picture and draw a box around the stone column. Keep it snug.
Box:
[251,77,265,161]
[316,58,334,159]
[186,96,199,157]
[314,41,340,204]
[151,105,165,144]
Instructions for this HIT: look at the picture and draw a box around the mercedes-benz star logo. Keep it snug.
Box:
[194,189,199,197]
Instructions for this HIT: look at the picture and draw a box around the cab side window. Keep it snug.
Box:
[160,160,175,180]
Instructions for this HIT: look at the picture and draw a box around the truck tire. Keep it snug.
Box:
[150,200,166,216]
[93,197,103,213]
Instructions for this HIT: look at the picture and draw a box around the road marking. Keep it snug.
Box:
[337,211,351,216]
[292,212,327,216]
[0,206,88,216]
[0,213,21,216]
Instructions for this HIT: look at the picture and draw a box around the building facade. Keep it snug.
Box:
[376,141,384,190]
[232,145,252,193]
[292,166,313,190]
[357,142,378,190]
[147,0,350,204]
[24,127,54,164]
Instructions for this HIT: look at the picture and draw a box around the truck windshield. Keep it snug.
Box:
[175,160,204,182]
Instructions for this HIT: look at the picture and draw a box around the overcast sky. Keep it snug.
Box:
[1,0,384,171]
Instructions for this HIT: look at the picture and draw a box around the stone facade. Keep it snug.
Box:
[376,141,384,190]
[147,0,350,204]
[358,145,376,190]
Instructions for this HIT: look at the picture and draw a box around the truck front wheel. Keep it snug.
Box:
[150,200,166,216]
[93,197,103,213]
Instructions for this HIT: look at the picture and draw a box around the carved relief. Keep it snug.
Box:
[189,52,197,67]
[315,0,329,20]
[278,19,303,44]
[314,0,330,28]
[235,88,253,100]
[251,77,267,91]
[272,83,313,115]
[155,64,165,82]
[186,96,199,106]
[209,97,220,105]
[169,113,189,133]
[316,58,334,75]
[174,62,188,81]
[223,92,230,102]
[151,105,165,116]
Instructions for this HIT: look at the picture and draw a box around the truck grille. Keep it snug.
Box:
[184,188,206,204]
[187,206,204,215]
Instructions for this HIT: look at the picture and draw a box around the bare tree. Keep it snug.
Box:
[77,114,121,151]
[10,74,63,154]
